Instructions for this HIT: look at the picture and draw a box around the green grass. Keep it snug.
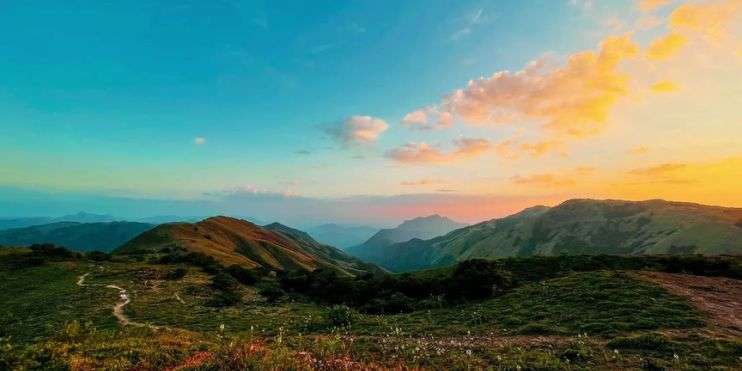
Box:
[0,253,739,369]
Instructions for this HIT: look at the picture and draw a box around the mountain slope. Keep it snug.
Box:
[0,212,117,231]
[0,221,154,252]
[370,199,742,272]
[116,216,376,276]
[345,215,467,261]
[306,223,377,249]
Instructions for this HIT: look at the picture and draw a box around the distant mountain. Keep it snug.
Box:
[345,215,467,262]
[370,199,742,272]
[116,216,379,276]
[306,223,378,249]
[0,212,117,230]
[0,221,154,252]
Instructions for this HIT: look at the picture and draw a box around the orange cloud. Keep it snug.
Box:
[386,138,491,164]
[495,139,565,159]
[511,167,595,188]
[647,33,687,60]
[629,163,687,176]
[650,80,680,93]
[628,145,650,155]
[402,107,453,130]
[669,0,741,41]
[405,35,638,139]
[638,0,672,12]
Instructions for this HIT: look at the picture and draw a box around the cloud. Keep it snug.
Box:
[628,145,650,156]
[511,173,576,187]
[407,35,638,139]
[637,0,672,12]
[650,80,680,93]
[400,179,445,186]
[647,33,687,60]
[194,137,206,145]
[669,0,741,41]
[449,8,487,41]
[494,139,566,159]
[386,138,491,164]
[401,107,453,130]
[327,115,388,146]
[511,167,595,187]
[629,163,687,176]
[294,149,312,155]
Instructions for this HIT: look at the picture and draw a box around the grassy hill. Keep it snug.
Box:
[0,248,739,369]
[116,216,376,276]
[367,199,742,272]
[0,221,154,252]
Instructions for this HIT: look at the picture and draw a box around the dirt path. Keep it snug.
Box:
[77,272,160,329]
[635,271,742,337]
[76,273,90,287]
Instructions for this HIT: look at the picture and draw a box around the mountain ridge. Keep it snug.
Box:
[116,216,377,276]
[360,199,742,272]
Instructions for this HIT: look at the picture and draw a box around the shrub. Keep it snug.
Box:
[206,290,241,307]
[86,251,110,261]
[445,259,513,301]
[258,282,285,303]
[227,265,259,285]
[211,272,239,291]
[607,334,675,353]
[166,267,187,280]
[325,305,357,327]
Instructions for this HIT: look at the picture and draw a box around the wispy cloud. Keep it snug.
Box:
[326,115,388,146]
[386,138,491,164]
[194,137,206,145]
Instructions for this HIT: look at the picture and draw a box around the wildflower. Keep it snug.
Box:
[219,324,225,332]
[466,349,472,356]
[673,353,679,362]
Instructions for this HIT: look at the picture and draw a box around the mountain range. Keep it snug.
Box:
[362,199,742,272]
[0,221,155,252]
[306,223,378,249]
[115,216,378,276]
[345,214,467,261]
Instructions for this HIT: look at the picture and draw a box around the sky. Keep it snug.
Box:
[1,0,740,227]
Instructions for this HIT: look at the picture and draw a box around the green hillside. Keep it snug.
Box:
[0,221,154,252]
[365,199,742,272]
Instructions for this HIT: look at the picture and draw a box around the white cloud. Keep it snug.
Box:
[194,137,206,145]
[328,115,388,146]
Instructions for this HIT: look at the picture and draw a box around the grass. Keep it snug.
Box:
[0,252,740,369]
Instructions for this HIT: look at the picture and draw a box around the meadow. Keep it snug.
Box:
[0,247,740,370]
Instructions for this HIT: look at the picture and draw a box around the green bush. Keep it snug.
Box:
[325,305,357,327]
[258,282,285,303]
[166,267,187,280]
[227,265,259,285]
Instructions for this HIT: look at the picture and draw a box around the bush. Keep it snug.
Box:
[258,282,285,303]
[445,259,513,301]
[206,290,241,307]
[86,251,110,261]
[607,334,675,353]
[29,244,79,260]
[166,267,187,280]
[325,305,357,327]
[227,265,259,285]
[211,272,239,291]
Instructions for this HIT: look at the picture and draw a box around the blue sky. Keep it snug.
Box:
[2,0,740,225]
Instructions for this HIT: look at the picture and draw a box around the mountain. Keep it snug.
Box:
[0,221,154,252]
[116,216,378,276]
[0,212,117,230]
[368,199,742,272]
[345,214,467,261]
[306,223,378,249]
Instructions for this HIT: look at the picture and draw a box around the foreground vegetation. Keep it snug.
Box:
[0,246,740,369]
